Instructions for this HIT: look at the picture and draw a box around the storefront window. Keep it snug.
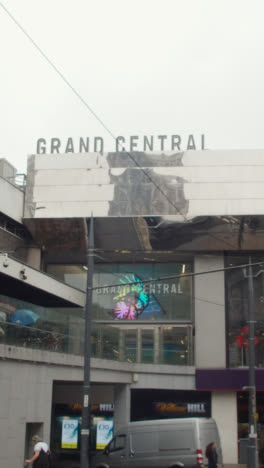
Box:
[47,262,194,365]
[226,255,264,368]
[47,263,193,321]
[93,263,192,322]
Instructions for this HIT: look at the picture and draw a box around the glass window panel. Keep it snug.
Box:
[47,262,193,322]
[162,326,189,365]
[0,294,84,355]
[108,435,126,452]
[115,435,126,450]
[93,263,193,322]
[141,329,154,363]
[46,265,87,291]
[226,255,264,368]
[124,329,137,363]
[43,262,195,365]
[101,326,119,361]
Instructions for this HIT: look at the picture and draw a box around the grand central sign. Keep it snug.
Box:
[36,134,206,154]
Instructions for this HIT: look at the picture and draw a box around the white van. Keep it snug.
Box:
[92,417,223,468]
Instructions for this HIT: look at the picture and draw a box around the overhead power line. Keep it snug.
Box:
[0,3,115,141]
[91,260,264,290]
[0,2,185,217]
[1,2,240,250]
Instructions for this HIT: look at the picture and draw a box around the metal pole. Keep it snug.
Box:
[80,217,94,468]
[247,256,258,468]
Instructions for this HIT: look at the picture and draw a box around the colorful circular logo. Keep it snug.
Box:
[113,275,149,320]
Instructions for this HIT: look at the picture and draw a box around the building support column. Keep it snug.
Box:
[136,328,142,363]
[113,384,131,433]
[212,391,238,464]
[194,255,226,368]
[154,327,160,364]
[118,329,125,362]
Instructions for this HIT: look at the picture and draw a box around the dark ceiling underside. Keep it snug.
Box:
[24,215,264,261]
[0,272,80,307]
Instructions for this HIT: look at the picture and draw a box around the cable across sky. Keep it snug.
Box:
[0,1,246,252]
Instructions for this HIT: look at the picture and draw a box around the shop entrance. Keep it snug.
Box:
[51,382,114,468]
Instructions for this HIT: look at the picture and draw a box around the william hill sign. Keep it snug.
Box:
[36,134,206,154]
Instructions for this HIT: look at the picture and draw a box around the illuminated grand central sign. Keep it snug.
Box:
[36,134,206,154]
[96,282,183,296]
[95,273,187,320]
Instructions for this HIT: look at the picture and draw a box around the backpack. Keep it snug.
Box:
[33,448,51,468]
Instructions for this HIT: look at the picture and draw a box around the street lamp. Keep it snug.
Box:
[243,257,261,468]
[80,217,94,468]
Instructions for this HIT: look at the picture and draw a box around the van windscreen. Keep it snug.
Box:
[159,429,194,451]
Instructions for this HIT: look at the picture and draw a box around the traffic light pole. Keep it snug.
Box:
[247,256,258,468]
[80,217,94,468]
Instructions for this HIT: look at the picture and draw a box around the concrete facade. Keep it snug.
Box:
[0,352,83,468]
[212,392,238,465]
[0,175,24,223]
[0,344,196,466]
[195,255,226,368]
[2,150,264,467]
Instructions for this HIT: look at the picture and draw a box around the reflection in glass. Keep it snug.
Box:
[46,264,87,291]
[47,262,193,322]
[227,255,264,368]
[11,262,195,366]
[162,327,189,365]
[141,329,154,364]
[90,324,193,365]
[93,263,193,322]
[0,294,84,355]
[124,329,137,362]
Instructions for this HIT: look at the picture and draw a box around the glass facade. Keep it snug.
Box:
[226,255,264,368]
[47,263,193,322]
[0,294,84,355]
[92,263,192,322]
[47,262,194,365]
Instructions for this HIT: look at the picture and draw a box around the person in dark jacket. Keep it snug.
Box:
[206,442,218,468]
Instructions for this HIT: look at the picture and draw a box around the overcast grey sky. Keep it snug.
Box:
[1,0,264,174]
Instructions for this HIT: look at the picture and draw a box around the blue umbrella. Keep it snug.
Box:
[8,309,39,326]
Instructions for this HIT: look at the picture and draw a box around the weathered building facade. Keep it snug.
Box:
[2,150,264,467]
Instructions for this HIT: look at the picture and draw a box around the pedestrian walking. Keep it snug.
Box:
[206,441,218,468]
[25,435,51,467]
